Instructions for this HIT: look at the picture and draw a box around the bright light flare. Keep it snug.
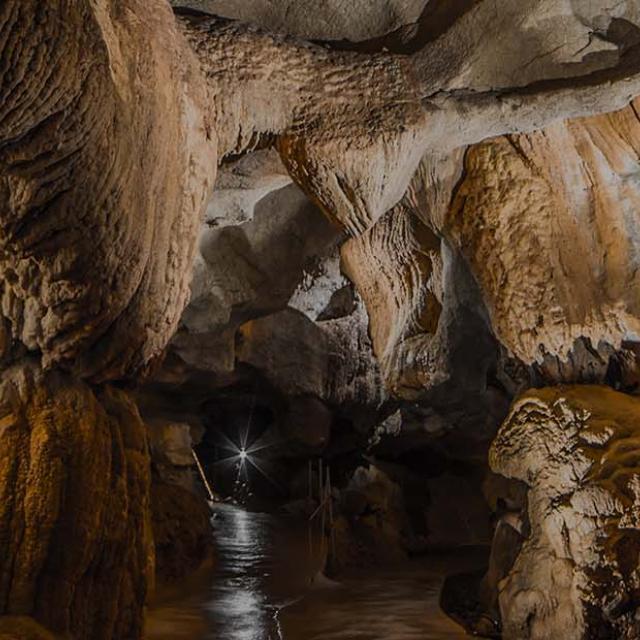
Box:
[239,449,248,461]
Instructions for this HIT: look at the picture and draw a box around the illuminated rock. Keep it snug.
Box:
[0,363,152,639]
[490,386,640,640]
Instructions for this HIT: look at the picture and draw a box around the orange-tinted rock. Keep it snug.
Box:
[0,616,57,640]
[448,100,640,365]
[0,364,153,639]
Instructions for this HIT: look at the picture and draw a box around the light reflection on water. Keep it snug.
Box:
[147,504,479,640]
[204,506,285,640]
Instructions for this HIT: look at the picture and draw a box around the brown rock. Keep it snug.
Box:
[281,396,332,455]
[237,309,329,397]
[151,480,213,585]
[0,364,153,640]
[0,617,57,640]
[0,1,216,382]
[448,101,640,366]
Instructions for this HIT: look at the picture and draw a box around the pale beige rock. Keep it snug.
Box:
[490,386,640,640]
[180,1,640,239]
[338,154,501,416]
[4,2,640,637]
[172,0,429,41]
[448,100,640,365]
[3,1,640,383]
[342,205,442,396]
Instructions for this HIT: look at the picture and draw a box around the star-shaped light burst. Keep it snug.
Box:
[211,420,280,491]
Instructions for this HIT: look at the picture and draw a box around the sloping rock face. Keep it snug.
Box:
[172,0,429,41]
[0,617,56,640]
[490,387,640,640]
[342,204,442,396]
[0,0,216,382]
[0,363,152,640]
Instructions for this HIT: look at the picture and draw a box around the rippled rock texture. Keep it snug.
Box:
[490,387,640,640]
[0,1,216,382]
[3,0,640,638]
[0,363,152,639]
[449,100,640,366]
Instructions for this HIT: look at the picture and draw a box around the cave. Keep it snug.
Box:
[2,1,640,639]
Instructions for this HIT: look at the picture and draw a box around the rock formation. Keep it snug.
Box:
[448,100,640,365]
[3,0,640,638]
[490,387,640,640]
[0,0,216,382]
[0,363,152,639]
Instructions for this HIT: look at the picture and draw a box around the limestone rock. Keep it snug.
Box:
[0,363,152,640]
[237,309,329,398]
[331,466,409,571]
[180,1,640,241]
[0,617,57,640]
[172,0,429,42]
[148,421,195,467]
[0,1,216,381]
[5,3,640,636]
[290,252,351,322]
[490,386,640,640]
[317,298,388,414]
[3,0,640,385]
[169,150,343,384]
[280,396,332,455]
[424,472,492,549]
[342,205,442,396]
[148,419,199,493]
[183,172,339,340]
[448,100,640,366]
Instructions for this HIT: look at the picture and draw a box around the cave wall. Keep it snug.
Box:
[2,1,640,638]
[448,99,640,365]
[0,363,152,639]
[490,387,640,640]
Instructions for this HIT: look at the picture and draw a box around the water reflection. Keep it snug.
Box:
[147,505,481,640]
[205,506,283,640]
[280,567,470,640]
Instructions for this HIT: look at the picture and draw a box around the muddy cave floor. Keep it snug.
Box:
[146,502,488,640]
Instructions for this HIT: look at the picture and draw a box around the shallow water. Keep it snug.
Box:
[281,567,471,640]
[147,504,478,640]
